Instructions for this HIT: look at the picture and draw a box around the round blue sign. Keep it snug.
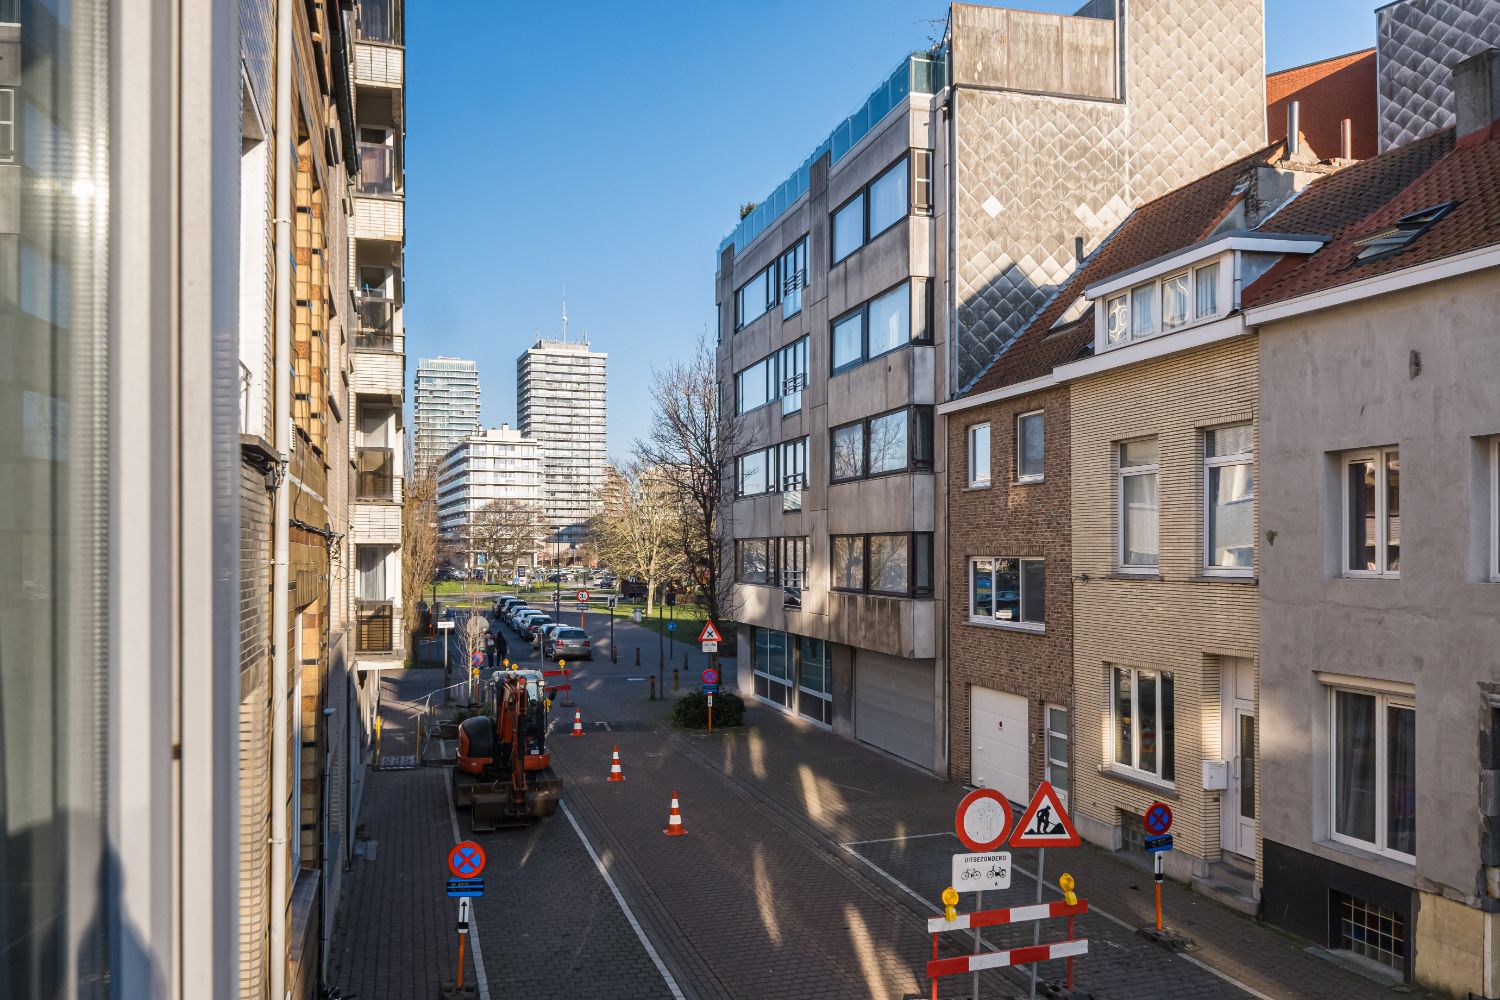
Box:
[701,667,719,686]
[667,621,677,632]
[1144,801,1173,836]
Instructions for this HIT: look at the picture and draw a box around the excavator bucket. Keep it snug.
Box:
[467,769,562,831]
[526,769,563,818]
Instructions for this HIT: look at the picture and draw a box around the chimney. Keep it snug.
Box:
[1074,236,1085,264]
[1340,118,1353,160]
[1453,48,1500,138]
[1286,101,1300,158]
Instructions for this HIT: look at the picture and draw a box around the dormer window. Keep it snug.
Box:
[1353,202,1457,263]
[1162,271,1190,330]
[1099,257,1226,349]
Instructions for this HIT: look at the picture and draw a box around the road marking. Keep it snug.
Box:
[560,801,687,1000]
[444,775,490,1000]
[844,841,1278,1000]
[841,830,953,848]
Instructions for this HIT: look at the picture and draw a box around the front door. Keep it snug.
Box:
[1221,657,1257,859]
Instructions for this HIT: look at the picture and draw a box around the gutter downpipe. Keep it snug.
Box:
[270,0,294,994]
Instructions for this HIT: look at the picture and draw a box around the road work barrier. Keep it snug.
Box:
[926,894,1088,998]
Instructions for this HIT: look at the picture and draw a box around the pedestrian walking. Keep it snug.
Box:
[484,631,496,668]
[491,627,508,663]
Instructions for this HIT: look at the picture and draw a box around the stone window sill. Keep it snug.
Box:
[1097,765,1179,799]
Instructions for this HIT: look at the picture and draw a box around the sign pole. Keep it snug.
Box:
[1154,851,1164,930]
[971,888,983,1000]
[456,931,466,989]
[1027,848,1046,1000]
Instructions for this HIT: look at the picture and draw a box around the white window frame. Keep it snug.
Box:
[1016,410,1045,483]
[1203,424,1255,576]
[1045,704,1070,805]
[1327,683,1416,863]
[1097,253,1230,351]
[1341,447,1400,578]
[1118,439,1160,574]
[967,556,1045,631]
[968,422,991,487]
[1110,665,1175,786]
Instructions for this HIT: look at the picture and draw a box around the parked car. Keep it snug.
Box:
[523,615,553,643]
[496,596,524,618]
[548,627,591,661]
[511,608,539,633]
[537,622,566,651]
[619,579,649,602]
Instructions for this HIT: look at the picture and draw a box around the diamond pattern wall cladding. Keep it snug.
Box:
[1376,0,1500,152]
[953,0,1265,388]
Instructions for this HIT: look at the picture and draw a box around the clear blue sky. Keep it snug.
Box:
[405,0,1379,453]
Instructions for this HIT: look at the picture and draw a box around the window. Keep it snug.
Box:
[1046,705,1070,802]
[798,636,833,726]
[1119,439,1160,571]
[1017,411,1044,482]
[1112,666,1175,782]
[1334,892,1407,971]
[737,447,773,497]
[780,537,807,609]
[832,311,864,372]
[781,238,807,318]
[754,629,794,708]
[1205,424,1254,572]
[832,534,933,596]
[912,149,933,213]
[1195,262,1220,318]
[778,338,808,415]
[1330,685,1416,860]
[779,437,807,511]
[1161,271,1190,330]
[1353,201,1456,263]
[832,193,865,263]
[1343,448,1399,576]
[867,159,908,237]
[736,357,772,414]
[737,539,773,585]
[736,336,810,416]
[1491,439,1500,582]
[831,422,865,481]
[1105,294,1129,344]
[968,557,1045,628]
[866,284,910,357]
[830,407,933,481]
[736,264,775,329]
[0,88,14,163]
[968,423,991,487]
[831,282,922,375]
[1130,283,1155,337]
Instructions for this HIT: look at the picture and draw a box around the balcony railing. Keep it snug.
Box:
[356,448,394,500]
[357,143,397,196]
[355,295,394,350]
[355,600,396,654]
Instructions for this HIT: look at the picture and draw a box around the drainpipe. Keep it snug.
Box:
[270,0,294,994]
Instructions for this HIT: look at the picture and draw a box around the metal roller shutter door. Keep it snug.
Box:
[853,651,935,767]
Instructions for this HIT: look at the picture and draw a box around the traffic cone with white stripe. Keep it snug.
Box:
[607,746,624,782]
[570,710,584,737]
[663,790,687,836]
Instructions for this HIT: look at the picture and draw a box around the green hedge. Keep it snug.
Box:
[671,690,745,729]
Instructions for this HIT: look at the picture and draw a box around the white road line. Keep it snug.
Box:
[844,842,1280,1000]
[841,830,954,848]
[444,777,491,1000]
[560,800,687,1000]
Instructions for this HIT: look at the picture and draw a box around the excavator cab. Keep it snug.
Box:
[452,670,562,829]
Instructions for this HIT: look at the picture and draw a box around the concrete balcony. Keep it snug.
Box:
[354,195,404,242]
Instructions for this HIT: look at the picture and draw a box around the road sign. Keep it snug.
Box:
[608,596,618,609]
[437,620,455,630]
[955,788,1014,853]
[1144,833,1174,854]
[667,620,677,632]
[952,851,1012,892]
[577,589,590,603]
[707,691,714,707]
[701,667,719,686]
[457,896,471,934]
[470,651,484,667]
[1144,801,1173,836]
[1009,781,1081,848]
[576,602,588,612]
[701,641,719,654]
[446,878,485,898]
[698,620,723,643]
[448,841,486,878]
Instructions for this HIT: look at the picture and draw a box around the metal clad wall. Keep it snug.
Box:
[853,650,936,767]
[1376,0,1500,151]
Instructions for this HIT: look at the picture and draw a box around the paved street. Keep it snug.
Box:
[329,615,1433,1000]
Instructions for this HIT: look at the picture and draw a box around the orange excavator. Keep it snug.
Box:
[452,669,562,830]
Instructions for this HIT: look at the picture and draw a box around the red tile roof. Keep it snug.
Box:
[1266,50,1378,160]
[963,142,1285,396]
[1243,122,1499,308]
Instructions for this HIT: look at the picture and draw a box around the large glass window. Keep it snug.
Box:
[779,438,807,511]
[832,193,864,263]
[866,284,909,357]
[1161,271,1190,330]
[736,337,809,416]
[737,447,772,497]
[1344,448,1400,576]
[867,411,908,475]
[968,557,1044,627]
[797,636,833,726]
[1112,667,1175,782]
[867,158,908,236]
[754,629,794,708]
[868,534,910,595]
[831,535,864,591]
[1017,411,1044,482]
[831,154,913,264]
[736,264,775,329]
[831,534,932,596]
[1206,424,1255,572]
[780,238,807,318]
[736,357,772,414]
[968,423,991,487]
[738,539,773,584]
[830,408,932,482]
[831,282,921,374]
[1119,439,1160,570]
[832,312,864,372]
[1331,686,1416,860]
[831,422,865,482]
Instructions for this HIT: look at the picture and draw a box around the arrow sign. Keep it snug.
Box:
[1009,781,1081,848]
[698,620,723,643]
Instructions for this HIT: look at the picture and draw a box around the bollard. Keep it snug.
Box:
[682,652,689,672]
[634,646,640,666]
[649,675,656,701]
[673,668,679,692]
[415,716,423,768]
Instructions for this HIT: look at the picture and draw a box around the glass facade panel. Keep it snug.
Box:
[867,411,907,475]
[868,534,909,594]
[1021,559,1045,624]
[867,157,908,236]
[866,284,909,357]
[993,558,1019,622]
[831,536,864,591]
[1106,295,1129,343]
[832,194,864,262]
[1388,705,1416,856]
[832,312,863,372]
[831,423,864,481]
[1131,283,1155,336]
[1123,471,1159,566]
[971,559,994,619]
[1113,669,1133,768]
[1385,451,1400,572]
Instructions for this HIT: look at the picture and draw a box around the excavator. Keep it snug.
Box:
[452,668,562,830]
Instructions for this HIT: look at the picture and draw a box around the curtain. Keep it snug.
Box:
[1334,691,1377,843]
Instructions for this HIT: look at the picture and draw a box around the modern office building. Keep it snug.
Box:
[436,424,547,575]
[413,356,482,475]
[715,0,1265,772]
[516,338,608,548]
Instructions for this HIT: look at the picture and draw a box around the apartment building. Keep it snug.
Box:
[437,424,546,575]
[1247,57,1500,992]
[414,356,482,476]
[516,338,608,549]
[1376,0,1500,151]
[715,0,1265,772]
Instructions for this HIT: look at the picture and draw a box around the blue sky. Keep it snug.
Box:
[405,0,1380,454]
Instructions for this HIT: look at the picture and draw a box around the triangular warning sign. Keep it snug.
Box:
[1008,781,1080,848]
[698,620,723,643]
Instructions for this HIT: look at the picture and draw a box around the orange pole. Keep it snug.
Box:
[1155,881,1162,931]
[457,933,466,988]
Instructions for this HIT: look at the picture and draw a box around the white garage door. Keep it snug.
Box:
[971,686,1028,805]
[853,652,935,768]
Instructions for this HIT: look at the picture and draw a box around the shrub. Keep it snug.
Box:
[671,690,744,729]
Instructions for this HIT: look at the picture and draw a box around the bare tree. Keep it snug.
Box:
[469,498,542,583]
[587,460,686,617]
[401,468,441,652]
[635,334,739,625]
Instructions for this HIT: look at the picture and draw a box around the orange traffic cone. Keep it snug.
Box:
[607,746,624,782]
[571,710,585,737]
[663,790,687,836]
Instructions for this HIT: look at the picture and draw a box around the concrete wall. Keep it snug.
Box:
[1070,335,1260,878]
[1257,268,1500,991]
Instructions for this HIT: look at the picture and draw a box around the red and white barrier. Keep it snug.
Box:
[926,898,1089,999]
[928,937,1088,978]
[927,898,1085,933]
